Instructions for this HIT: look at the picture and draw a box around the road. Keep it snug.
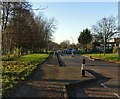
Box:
[60,54,120,98]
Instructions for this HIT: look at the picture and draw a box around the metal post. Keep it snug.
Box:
[103,18,107,56]
[104,41,106,56]
[81,59,85,77]
[118,2,120,60]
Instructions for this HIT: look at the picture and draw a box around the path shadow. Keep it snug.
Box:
[86,69,111,83]
[65,69,112,99]
[56,53,66,67]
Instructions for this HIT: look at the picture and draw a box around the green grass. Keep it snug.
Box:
[2,54,16,61]
[2,53,49,95]
[15,54,49,64]
[83,53,119,62]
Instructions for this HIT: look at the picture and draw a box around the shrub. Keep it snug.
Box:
[105,48,113,53]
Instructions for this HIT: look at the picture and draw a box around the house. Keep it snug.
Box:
[107,38,120,48]
[97,38,120,52]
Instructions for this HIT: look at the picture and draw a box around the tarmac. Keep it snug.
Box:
[6,54,97,98]
[55,54,97,98]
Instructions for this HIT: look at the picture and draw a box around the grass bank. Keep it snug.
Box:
[2,53,49,96]
[83,53,119,62]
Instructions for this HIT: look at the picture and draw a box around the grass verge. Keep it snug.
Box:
[2,53,49,96]
[83,53,119,62]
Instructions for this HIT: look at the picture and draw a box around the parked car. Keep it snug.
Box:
[67,49,73,54]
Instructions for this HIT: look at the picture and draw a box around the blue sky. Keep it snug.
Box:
[31,2,118,44]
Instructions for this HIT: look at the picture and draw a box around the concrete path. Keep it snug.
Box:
[6,54,94,98]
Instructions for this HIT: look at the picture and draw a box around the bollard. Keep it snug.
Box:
[81,59,85,77]
[71,52,74,57]
[90,56,92,60]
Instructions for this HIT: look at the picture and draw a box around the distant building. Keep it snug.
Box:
[107,38,120,48]
[100,38,120,49]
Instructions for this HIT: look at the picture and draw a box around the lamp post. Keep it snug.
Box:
[71,37,74,57]
[103,18,107,56]
[118,2,120,60]
[71,37,73,46]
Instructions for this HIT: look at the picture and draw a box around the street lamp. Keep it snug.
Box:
[118,1,120,60]
[103,18,107,56]
[71,37,73,45]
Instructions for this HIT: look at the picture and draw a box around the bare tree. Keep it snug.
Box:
[92,16,118,55]
[37,16,57,53]
[1,1,57,55]
[92,16,118,43]
[1,1,32,55]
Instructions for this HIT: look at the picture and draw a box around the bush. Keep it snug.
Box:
[73,50,82,54]
[105,48,113,53]
[87,48,103,54]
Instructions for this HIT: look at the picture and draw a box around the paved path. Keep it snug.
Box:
[60,54,120,98]
[7,55,65,98]
[6,54,93,98]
